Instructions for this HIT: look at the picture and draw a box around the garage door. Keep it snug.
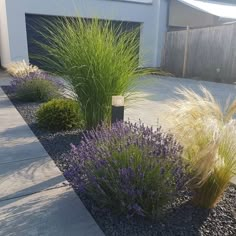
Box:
[25,14,141,70]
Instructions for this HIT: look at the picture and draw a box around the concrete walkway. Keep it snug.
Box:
[0,73,104,235]
[0,70,11,86]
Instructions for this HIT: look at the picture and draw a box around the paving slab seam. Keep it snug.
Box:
[0,181,70,203]
[0,154,50,165]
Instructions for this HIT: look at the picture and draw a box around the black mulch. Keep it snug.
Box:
[2,86,236,236]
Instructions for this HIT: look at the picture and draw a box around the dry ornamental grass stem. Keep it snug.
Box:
[166,86,236,208]
[6,60,40,78]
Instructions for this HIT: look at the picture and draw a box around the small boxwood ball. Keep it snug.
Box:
[36,99,84,132]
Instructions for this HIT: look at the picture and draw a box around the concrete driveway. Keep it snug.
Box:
[125,76,236,184]
[125,76,236,128]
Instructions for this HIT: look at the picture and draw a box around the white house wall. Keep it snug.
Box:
[0,0,11,65]
[169,0,217,28]
[0,0,168,68]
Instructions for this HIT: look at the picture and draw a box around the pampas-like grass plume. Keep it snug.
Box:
[166,86,236,208]
[6,60,39,78]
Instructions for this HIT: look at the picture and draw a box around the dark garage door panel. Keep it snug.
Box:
[25,14,141,69]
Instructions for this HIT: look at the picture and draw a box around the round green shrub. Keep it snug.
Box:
[16,79,60,102]
[36,99,84,132]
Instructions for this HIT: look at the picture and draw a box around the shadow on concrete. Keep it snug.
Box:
[0,175,65,203]
[0,96,15,110]
[0,154,49,179]
[0,186,103,236]
[0,124,36,140]
[0,140,46,164]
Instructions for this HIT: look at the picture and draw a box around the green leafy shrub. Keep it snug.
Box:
[65,121,185,219]
[35,17,151,128]
[166,86,236,208]
[11,72,61,102]
[36,99,84,132]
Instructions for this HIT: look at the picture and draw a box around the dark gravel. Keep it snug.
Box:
[2,86,236,236]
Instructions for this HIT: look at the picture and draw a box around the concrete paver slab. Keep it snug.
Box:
[0,70,11,86]
[0,156,66,201]
[125,76,236,128]
[0,186,104,236]
[0,138,48,164]
[0,88,47,163]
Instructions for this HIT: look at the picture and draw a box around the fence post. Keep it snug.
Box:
[182,26,190,77]
[161,32,168,69]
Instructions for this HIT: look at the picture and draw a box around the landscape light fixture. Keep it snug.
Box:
[111,96,124,124]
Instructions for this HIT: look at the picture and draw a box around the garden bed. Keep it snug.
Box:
[2,86,236,236]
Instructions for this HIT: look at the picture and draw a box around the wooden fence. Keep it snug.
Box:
[161,23,236,83]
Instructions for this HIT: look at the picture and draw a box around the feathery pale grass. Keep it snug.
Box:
[6,60,40,78]
[166,86,236,208]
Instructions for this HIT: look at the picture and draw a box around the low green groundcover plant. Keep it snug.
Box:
[65,121,185,219]
[166,86,236,208]
[36,98,84,132]
[10,72,61,102]
[34,17,151,128]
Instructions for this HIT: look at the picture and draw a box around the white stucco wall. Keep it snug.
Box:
[0,0,168,68]
[0,0,11,65]
[169,0,217,28]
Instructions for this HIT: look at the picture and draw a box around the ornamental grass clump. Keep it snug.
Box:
[65,121,185,219]
[166,86,236,208]
[10,71,62,102]
[6,60,40,78]
[34,17,151,128]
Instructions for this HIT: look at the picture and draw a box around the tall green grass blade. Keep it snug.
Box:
[33,17,151,128]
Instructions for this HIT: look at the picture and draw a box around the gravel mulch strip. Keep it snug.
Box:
[2,86,236,236]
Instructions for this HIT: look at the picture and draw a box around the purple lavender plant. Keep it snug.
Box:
[10,71,63,102]
[65,121,186,219]
[10,71,63,91]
